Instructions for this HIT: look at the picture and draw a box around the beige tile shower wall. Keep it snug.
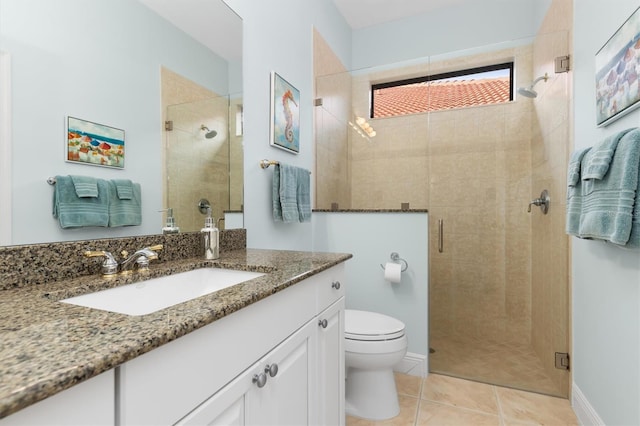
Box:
[161,68,230,232]
[530,0,573,398]
[313,29,351,209]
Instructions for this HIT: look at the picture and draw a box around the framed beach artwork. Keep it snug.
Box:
[66,116,125,169]
[595,6,640,127]
[270,71,300,154]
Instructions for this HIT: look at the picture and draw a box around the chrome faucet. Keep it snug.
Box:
[84,244,163,276]
[84,250,119,276]
[119,245,163,274]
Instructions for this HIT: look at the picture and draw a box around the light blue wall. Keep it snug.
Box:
[351,0,542,69]
[573,1,640,424]
[313,212,429,357]
[0,0,229,244]
[224,0,351,251]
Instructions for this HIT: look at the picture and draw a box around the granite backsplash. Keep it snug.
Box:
[0,229,246,290]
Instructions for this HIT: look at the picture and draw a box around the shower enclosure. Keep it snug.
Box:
[314,19,571,396]
[164,95,244,232]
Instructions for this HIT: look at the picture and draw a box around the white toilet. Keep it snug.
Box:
[344,309,408,421]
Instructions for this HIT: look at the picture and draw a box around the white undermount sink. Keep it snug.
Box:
[61,268,265,316]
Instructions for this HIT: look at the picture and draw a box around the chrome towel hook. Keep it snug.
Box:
[380,252,408,272]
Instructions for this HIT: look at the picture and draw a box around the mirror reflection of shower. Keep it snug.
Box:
[517,73,549,98]
[201,124,217,139]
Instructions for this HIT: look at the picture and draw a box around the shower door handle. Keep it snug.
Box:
[438,219,444,253]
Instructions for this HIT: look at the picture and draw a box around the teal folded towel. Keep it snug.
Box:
[567,148,590,186]
[70,175,98,198]
[579,128,640,245]
[108,180,141,227]
[112,179,133,200]
[272,163,311,223]
[582,128,633,180]
[626,156,640,249]
[566,149,590,237]
[52,175,109,228]
[296,167,311,222]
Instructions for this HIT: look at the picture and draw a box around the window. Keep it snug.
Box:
[371,62,514,118]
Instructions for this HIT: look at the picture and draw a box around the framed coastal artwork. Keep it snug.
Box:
[66,116,125,169]
[595,6,640,126]
[270,71,300,154]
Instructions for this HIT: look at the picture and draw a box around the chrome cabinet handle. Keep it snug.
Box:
[438,219,444,253]
[319,319,328,329]
[331,281,341,290]
[265,363,278,378]
[252,373,267,388]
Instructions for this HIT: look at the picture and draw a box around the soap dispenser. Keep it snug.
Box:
[201,207,219,260]
[160,208,180,234]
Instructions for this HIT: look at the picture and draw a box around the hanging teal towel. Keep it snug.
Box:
[272,163,311,223]
[70,175,99,198]
[108,180,141,227]
[567,148,590,186]
[52,175,109,228]
[566,148,590,237]
[579,128,640,245]
[627,158,640,249]
[582,128,634,180]
[112,179,133,200]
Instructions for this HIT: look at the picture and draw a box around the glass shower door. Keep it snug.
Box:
[427,35,570,397]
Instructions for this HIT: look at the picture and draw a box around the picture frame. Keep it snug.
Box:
[66,116,125,169]
[270,71,300,154]
[595,6,640,127]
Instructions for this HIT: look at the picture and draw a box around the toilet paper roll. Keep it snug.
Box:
[384,262,402,284]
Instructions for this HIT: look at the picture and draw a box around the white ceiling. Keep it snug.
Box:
[332,0,468,29]
[137,0,242,62]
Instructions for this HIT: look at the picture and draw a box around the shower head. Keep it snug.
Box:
[517,73,549,98]
[200,125,217,139]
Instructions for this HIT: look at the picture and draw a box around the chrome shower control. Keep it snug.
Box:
[528,190,550,214]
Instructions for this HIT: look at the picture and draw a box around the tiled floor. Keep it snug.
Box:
[346,373,579,426]
[429,335,564,396]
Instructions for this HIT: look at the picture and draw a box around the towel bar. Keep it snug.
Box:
[260,159,279,169]
[47,177,57,185]
[260,159,311,173]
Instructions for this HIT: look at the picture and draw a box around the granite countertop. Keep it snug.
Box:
[0,248,352,418]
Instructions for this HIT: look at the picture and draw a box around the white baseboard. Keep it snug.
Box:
[572,383,605,426]
[394,352,428,378]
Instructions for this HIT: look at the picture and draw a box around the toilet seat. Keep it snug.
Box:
[345,310,405,341]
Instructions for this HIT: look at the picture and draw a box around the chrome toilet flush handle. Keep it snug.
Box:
[528,190,550,214]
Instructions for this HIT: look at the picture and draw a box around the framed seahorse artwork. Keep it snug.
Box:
[270,71,300,154]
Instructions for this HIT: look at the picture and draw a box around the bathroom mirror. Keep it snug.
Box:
[0,0,243,245]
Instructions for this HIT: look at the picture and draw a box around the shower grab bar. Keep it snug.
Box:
[438,219,444,253]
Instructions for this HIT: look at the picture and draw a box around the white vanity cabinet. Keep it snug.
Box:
[316,298,345,426]
[0,371,114,426]
[117,263,346,426]
[177,319,316,425]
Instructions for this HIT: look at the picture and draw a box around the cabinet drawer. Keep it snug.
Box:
[315,263,345,312]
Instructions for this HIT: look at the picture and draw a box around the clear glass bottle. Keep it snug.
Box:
[201,207,219,259]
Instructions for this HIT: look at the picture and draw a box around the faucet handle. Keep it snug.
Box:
[84,250,118,276]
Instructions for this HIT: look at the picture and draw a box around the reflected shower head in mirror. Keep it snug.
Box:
[517,73,549,98]
[200,125,217,139]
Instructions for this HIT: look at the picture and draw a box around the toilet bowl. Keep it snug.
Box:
[344,309,408,421]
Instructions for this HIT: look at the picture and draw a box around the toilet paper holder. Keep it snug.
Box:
[380,252,408,272]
